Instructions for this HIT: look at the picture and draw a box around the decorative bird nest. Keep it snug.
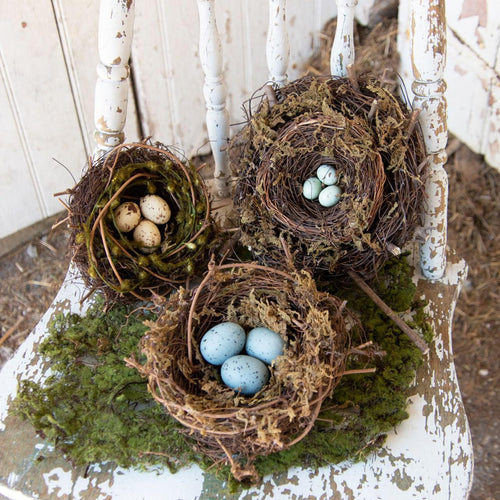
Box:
[232,75,426,280]
[66,141,219,301]
[130,260,356,481]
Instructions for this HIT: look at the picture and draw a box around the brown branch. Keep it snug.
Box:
[348,270,430,355]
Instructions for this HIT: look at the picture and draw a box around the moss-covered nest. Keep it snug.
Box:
[232,75,426,280]
[129,260,361,481]
[66,141,220,301]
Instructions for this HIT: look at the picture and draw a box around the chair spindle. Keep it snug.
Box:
[93,0,135,157]
[330,0,358,76]
[412,0,448,279]
[266,0,290,86]
[197,0,230,198]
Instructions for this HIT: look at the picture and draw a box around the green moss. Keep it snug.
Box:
[12,297,200,471]
[12,254,432,488]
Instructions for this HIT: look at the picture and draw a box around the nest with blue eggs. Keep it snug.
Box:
[231,75,426,281]
[129,260,358,482]
[64,140,219,302]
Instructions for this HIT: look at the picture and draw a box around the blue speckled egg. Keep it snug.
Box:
[316,164,338,186]
[245,327,285,365]
[221,355,270,396]
[199,322,246,365]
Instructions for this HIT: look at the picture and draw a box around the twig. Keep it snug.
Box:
[343,367,377,376]
[0,317,24,347]
[348,270,430,355]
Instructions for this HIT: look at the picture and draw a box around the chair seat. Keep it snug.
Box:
[0,248,473,500]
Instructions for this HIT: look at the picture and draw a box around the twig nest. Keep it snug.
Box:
[66,141,220,301]
[231,76,426,280]
[130,261,355,481]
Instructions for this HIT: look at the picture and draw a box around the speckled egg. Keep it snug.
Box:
[133,219,162,253]
[140,194,171,225]
[245,327,285,365]
[302,177,323,200]
[316,164,338,186]
[221,355,270,396]
[318,185,342,207]
[200,322,246,366]
[114,202,141,232]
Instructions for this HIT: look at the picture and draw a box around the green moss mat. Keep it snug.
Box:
[11,253,431,488]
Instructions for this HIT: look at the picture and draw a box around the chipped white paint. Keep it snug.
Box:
[411,0,449,280]
[94,0,135,156]
[330,0,358,76]
[198,0,230,197]
[266,0,290,85]
[398,0,500,172]
[43,467,74,497]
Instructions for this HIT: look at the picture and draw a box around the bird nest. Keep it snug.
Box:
[130,260,355,481]
[65,141,219,301]
[232,75,426,280]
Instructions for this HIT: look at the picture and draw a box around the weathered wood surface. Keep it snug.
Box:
[197,0,230,197]
[93,0,136,156]
[398,0,500,173]
[330,0,358,76]
[411,0,448,280]
[0,250,473,499]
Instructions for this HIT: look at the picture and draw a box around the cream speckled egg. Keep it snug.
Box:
[114,202,141,232]
[140,195,171,224]
[200,322,246,366]
[133,220,161,252]
[302,177,323,200]
[221,355,270,396]
[246,327,285,365]
[318,185,342,207]
[316,164,338,186]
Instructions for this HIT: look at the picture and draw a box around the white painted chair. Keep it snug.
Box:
[0,1,473,498]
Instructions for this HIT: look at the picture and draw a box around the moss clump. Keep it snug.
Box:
[12,297,203,471]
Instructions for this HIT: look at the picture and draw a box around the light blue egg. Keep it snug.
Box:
[221,355,270,396]
[318,185,342,207]
[200,322,246,365]
[302,177,322,200]
[316,164,338,186]
[246,327,285,365]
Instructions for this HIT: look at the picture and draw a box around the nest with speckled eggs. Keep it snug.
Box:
[231,75,426,281]
[128,260,357,482]
[65,141,220,302]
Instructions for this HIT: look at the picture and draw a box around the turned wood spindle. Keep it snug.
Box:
[93,0,135,157]
[330,0,358,77]
[197,0,230,198]
[266,0,290,86]
[412,0,448,280]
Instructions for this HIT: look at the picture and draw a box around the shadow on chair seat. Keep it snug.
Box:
[0,247,473,499]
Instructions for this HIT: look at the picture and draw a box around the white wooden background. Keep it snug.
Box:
[0,0,499,244]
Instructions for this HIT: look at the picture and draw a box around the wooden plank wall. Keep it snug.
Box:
[1,0,499,245]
